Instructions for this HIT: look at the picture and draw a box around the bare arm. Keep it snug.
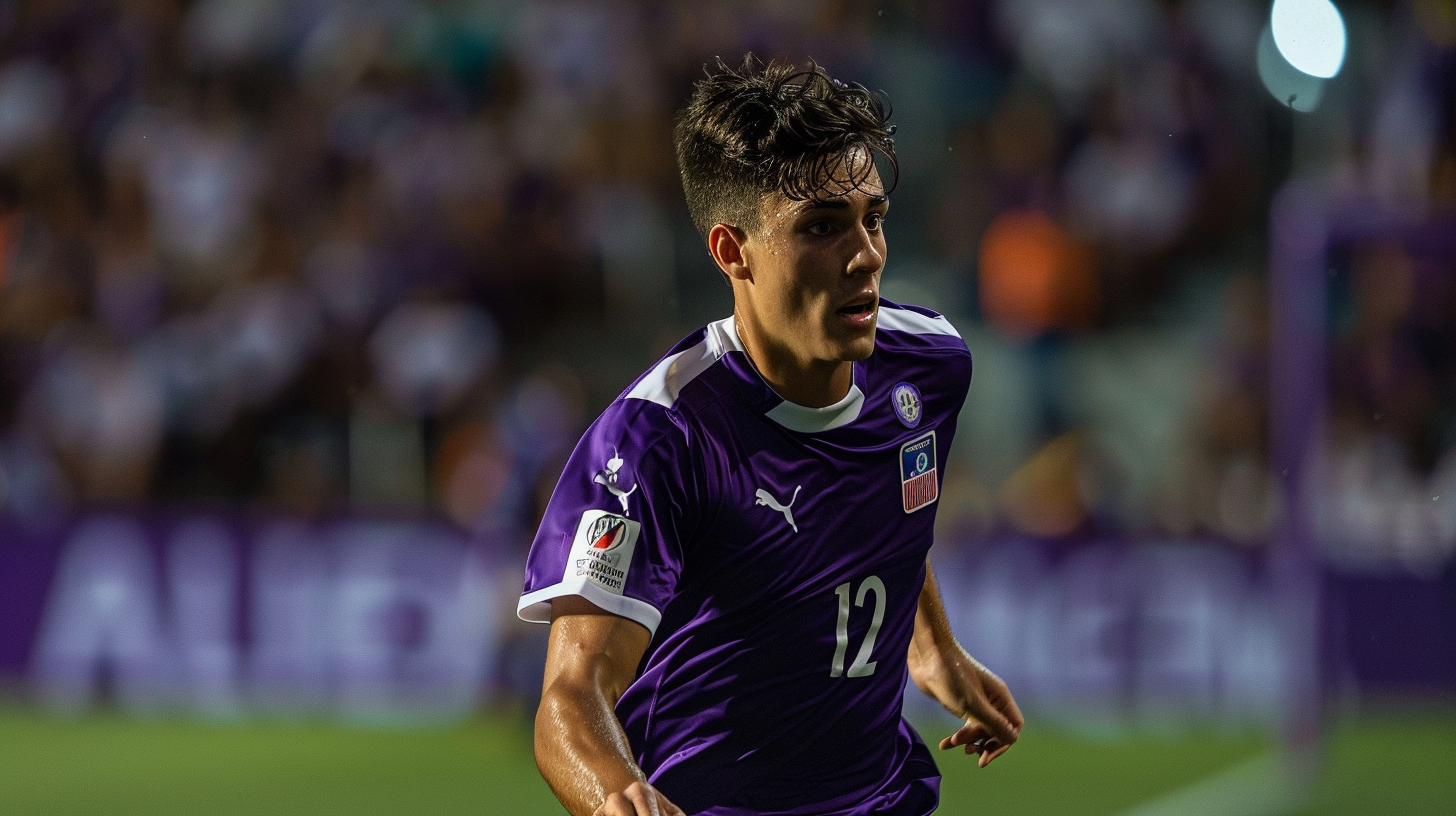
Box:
[907,560,1024,767]
[536,595,684,816]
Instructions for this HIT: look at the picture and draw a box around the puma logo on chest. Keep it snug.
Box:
[754,485,802,534]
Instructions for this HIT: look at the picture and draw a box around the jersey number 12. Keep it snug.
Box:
[831,576,885,678]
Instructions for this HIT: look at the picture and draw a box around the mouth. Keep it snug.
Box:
[835,294,879,328]
[836,293,878,315]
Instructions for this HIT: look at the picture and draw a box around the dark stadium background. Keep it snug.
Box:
[0,1,1452,814]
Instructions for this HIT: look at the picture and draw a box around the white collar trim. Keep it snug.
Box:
[765,384,865,433]
[726,315,864,432]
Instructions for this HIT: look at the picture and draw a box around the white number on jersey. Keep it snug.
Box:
[830,576,886,678]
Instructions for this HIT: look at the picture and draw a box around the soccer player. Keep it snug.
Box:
[519,56,1022,816]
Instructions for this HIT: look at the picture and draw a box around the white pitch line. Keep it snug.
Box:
[1117,749,1313,816]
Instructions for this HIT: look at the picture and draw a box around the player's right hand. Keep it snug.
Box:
[593,780,686,816]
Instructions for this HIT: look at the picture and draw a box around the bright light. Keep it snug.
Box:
[1271,0,1348,78]
[1257,24,1326,112]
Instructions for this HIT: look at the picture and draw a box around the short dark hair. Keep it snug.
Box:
[673,55,897,239]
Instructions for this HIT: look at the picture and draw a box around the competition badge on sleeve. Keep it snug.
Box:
[566,510,642,594]
[899,431,938,513]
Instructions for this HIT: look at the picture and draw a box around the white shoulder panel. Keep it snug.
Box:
[625,317,738,408]
[877,305,962,338]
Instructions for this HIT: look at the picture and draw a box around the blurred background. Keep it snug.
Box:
[0,0,1453,813]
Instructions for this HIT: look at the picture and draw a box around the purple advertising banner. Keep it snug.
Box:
[0,511,518,723]
[1,512,1451,725]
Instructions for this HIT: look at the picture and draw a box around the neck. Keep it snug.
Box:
[734,310,853,408]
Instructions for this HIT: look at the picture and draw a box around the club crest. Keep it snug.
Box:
[891,382,922,428]
[899,431,938,513]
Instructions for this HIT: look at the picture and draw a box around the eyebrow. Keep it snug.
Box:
[795,195,889,213]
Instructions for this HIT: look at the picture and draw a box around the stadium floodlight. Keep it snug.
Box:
[1271,0,1347,79]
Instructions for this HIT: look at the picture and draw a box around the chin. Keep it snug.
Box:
[833,331,877,362]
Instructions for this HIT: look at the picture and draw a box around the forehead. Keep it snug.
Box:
[762,150,887,218]
[809,147,885,198]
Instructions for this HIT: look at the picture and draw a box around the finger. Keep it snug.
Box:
[985,675,1025,734]
[976,705,1018,745]
[941,733,988,753]
[939,718,993,749]
[943,722,990,751]
[962,700,1017,745]
[978,739,1015,768]
[998,692,1026,734]
[625,783,661,816]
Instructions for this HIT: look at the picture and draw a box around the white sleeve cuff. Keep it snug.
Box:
[517,579,663,635]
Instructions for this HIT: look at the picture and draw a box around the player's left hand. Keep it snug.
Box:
[929,657,1023,767]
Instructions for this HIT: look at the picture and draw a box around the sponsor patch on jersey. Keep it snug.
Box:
[566,510,641,594]
[891,382,923,428]
[899,430,938,514]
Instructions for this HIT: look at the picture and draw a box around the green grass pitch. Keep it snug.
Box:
[1,702,1452,815]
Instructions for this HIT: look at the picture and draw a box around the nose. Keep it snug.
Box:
[845,224,884,277]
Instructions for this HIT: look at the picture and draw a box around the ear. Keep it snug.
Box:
[707,223,752,282]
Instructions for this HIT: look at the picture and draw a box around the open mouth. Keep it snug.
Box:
[836,300,876,316]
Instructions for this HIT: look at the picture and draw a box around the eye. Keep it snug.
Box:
[807,220,835,236]
[865,212,884,232]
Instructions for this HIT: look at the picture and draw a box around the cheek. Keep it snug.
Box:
[779,270,835,320]
[753,244,838,320]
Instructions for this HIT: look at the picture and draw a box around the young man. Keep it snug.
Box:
[519,56,1022,816]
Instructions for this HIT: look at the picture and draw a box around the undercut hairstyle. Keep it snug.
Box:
[673,55,898,239]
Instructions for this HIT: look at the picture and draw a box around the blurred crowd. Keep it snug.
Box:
[0,0,1453,570]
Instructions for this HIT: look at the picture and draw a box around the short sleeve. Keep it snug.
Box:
[517,399,699,635]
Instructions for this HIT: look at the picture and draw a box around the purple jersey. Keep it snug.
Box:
[520,301,972,816]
